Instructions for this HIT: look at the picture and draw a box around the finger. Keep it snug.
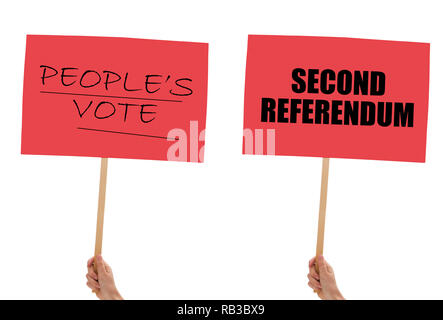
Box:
[87,261,98,280]
[309,266,320,280]
[87,268,98,281]
[87,279,100,290]
[86,274,100,287]
[307,274,321,289]
[309,257,316,268]
[86,282,97,291]
[87,257,94,268]
[86,275,100,289]
[87,280,100,290]
[308,281,321,293]
[308,281,315,290]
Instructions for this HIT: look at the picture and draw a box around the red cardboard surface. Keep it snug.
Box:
[22,35,208,162]
[243,35,430,162]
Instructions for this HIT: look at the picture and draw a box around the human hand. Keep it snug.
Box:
[86,255,123,300]
[308,255,344,300]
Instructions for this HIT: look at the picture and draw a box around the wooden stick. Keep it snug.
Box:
[94,158,108,272]
[315,157,330,273]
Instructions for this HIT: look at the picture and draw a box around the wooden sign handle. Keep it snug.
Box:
[94,158,108,273]
[315,157,330,274]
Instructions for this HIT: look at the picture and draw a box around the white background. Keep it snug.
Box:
[0,0,442,300]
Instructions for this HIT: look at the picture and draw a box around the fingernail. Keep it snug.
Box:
[97,255,103,262]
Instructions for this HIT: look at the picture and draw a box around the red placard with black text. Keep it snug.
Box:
[22,35,208,162]
[243,35,430,162]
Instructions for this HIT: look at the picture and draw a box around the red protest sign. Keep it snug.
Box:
[21,35,208,162]
[243,35,430,162]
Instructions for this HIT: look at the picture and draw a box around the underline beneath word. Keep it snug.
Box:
[40,90,183,103]
[77,127,178,141]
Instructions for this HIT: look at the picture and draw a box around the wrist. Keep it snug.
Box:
[111,291,123,300]
[102,289,123,300]
[332,290,345,300]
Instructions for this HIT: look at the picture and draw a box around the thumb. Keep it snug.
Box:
[317,255,328,274]
[96,255,107,276]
